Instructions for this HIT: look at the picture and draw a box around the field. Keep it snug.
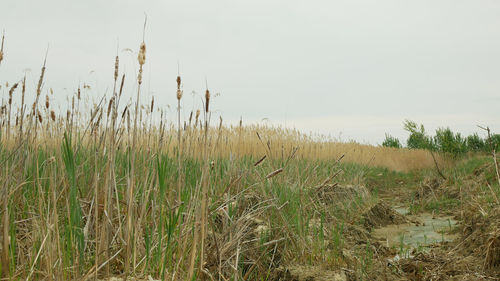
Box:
[1,34,500,281]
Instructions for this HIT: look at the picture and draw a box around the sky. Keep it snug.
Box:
[1,0,499,144]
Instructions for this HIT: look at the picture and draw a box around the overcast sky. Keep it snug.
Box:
[1,0,499,144]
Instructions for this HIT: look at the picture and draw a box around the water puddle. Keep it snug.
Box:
[373,208,457,251]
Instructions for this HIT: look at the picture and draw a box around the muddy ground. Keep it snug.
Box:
[275,164,500,281]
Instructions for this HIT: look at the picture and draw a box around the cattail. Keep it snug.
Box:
[150,96,154,113]
[21,76,25,101]
[66,110,71,121]
[266,168,283,179]
[138,42,146,66]
[77,87,81,100]
[119,74,125,97]
[195,109,200,125]
[188,110,193,125]
[205,89,210,112]
[96,111,103,127]
[8,83,18,105]
[254,155,266,166]
[126,109,131,129]
[45,95,50,109]
[32,102,36,113]
[36,57,46,97]
[121,105,128,119]
[15,115,18,126]
[176,89,183,100]
[0,30,4,65]
[50,110,55,121]
[114,55,119,81]
[37,112,43,123]
[107,97,114,117]
[176,75,183,101]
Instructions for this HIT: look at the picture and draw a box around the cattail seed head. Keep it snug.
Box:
[119,74,125,97]
[45,95,50,109]
[176,89,183,100]
[50,110,56,121]
[114,55,119,81]
[138,42,146,65]
[138,69,143,85]
[67,110,71,121]
[121,105,128,119]
[77,87,81,100]
[36,66,45,97]
[37,112,43,123]
[8,83,18,105]
[107,97,114,117]
[0,51,3,63]
[205,89,210,112]
[176,76,181,89]
[150,96,154,113]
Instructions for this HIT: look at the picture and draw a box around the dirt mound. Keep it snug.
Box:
[395,251,489,280]
[362,201,407,229]
[414,177,442,200]
[274,265,346,281]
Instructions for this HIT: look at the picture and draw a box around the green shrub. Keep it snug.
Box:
[382,134,402,148]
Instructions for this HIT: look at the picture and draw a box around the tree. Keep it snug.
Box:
[434,127,467,156]
[466,133,485,152]
[403,120,434,150]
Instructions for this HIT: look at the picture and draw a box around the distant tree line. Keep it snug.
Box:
[382,120,500,157]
